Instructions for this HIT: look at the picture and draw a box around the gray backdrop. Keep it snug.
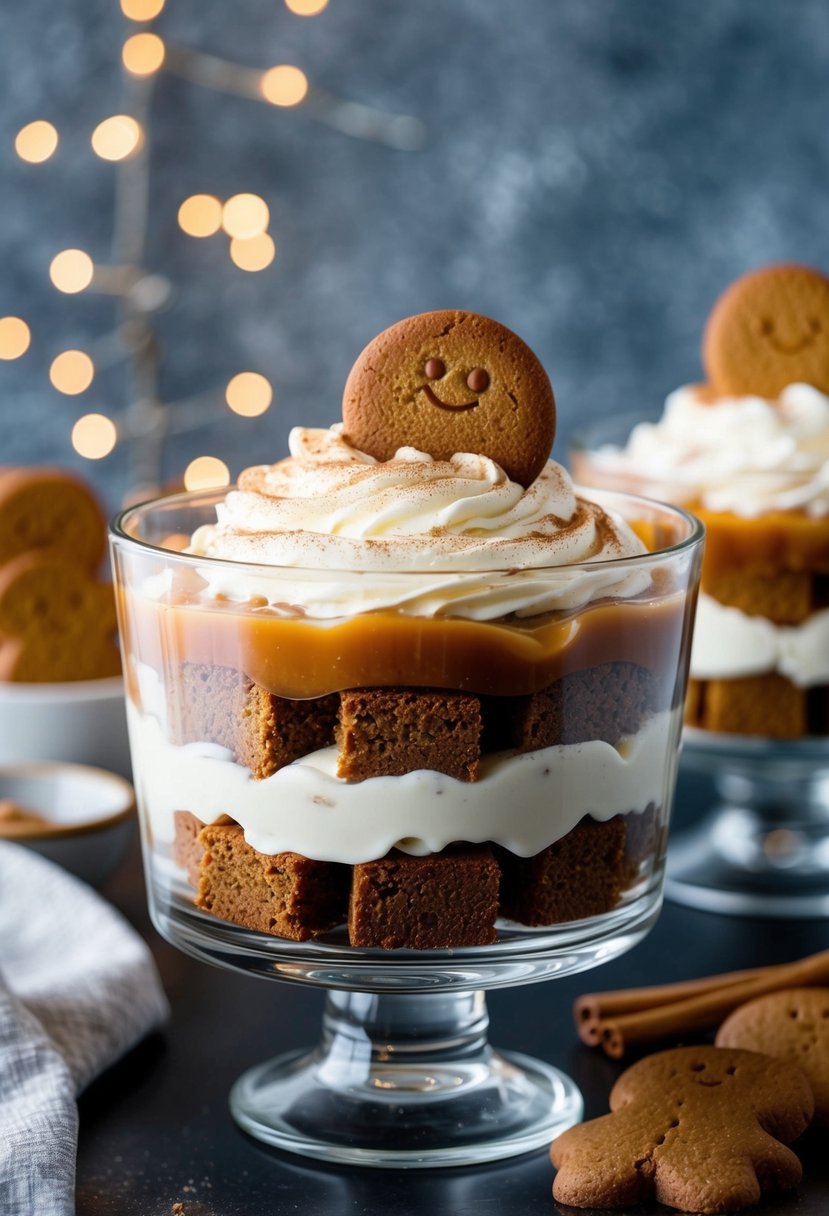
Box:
[2,0,829,506]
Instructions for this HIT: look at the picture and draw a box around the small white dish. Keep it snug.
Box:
[0,676,130,776]
[0,761,135,887]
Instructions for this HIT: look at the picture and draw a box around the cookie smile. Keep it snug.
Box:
[421,385,480,413]
[764,333,816,356]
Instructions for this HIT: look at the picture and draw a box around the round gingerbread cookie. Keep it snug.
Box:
[0,550,120,682]
[716,987,829,1126]
[0,467,106,569]
[341,310,556,487]
[703,263,829,398]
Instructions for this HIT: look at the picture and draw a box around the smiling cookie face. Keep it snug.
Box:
[342,310,556,486]
[703,264,829,398]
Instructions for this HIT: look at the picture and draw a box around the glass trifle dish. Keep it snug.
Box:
[111,310,702,1166]
[571,265,829,916]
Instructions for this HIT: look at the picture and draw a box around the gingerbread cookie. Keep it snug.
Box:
[0,550,120,682]
[550,1045,813,1213]
[341,310,556,487]
[0,467,107,570]
[716,987,829,1127]
[703,263,829,399]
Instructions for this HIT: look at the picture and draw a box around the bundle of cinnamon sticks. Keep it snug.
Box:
[575,947,829,1059]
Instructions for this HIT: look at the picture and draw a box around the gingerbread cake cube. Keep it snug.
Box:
[349,847,500,948]
[336,688,481,781]
[170,663,338,778]
[499,816,627,926]
[484,662,656,754]
[173,810,234,886]
[195,822,349,940]
[704,566,814,625]
[698,673,806,738]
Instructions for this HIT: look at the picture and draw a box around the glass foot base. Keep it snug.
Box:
[229,989,582,1168]
[666,810,829,918]
[669,733,829,918]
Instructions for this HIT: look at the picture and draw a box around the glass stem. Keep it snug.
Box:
[317,990,491,1088]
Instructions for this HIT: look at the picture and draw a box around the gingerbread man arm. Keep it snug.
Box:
[551,1109,663,1208]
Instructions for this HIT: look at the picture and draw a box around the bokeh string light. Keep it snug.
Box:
[0,317,32,360]
[71,414,118,460]
[14,121,59,164]
[50,350,95,395]
[7,0,424,492]
[226,372,273,417]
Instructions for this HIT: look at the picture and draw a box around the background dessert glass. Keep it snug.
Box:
[111,486,701,1168]
[572,415,829,919]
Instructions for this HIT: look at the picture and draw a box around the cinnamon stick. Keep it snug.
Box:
[599,947,829,1059]
[574,959,795,1045]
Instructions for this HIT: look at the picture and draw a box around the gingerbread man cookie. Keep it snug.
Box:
[550,1045,813,1213]
[341,310,556,487]
[703,263,829,399]
[0,550,120,682]
[717,987,829,1127]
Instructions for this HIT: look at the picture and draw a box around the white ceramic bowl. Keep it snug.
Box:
[0,761,135,887]
[0,676,131,776]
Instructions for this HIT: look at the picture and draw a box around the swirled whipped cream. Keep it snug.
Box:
[592,383,829,517]
[188,425,649,620]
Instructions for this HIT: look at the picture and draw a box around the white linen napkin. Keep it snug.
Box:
[0,840,169,1216]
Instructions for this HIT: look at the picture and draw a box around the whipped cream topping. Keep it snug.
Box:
[129,702,676,864]
[188,425,649,620]
[690,593,829,687]
[592,383,829,517]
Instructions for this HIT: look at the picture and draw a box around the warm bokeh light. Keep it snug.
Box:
[226,372,273,417]
[229,233,276,272]
[178,194,223,238]
[222,193,270,240]
[120,0,165,19]
[285,0,329,13]
[122,31,165,75]
[0,317,31,360]
[91,115,143,161]
[49,350,95,395]
[49,249,94,294]
[72,414,117,460]
[14,120,59,164]
[260,64,308,107]
[184,456,231,490]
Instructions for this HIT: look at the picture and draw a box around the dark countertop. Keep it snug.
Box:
[76,779,829,1216]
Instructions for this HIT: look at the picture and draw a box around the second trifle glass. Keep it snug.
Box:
[111,486,701,1168]
[572,410,829,918]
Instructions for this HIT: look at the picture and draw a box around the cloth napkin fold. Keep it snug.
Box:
[0,840,169,1216]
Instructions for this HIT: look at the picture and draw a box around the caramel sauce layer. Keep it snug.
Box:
[120,586,693,702]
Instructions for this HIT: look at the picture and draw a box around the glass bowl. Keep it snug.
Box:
[110,488,702,1167]
[572,414,829,919]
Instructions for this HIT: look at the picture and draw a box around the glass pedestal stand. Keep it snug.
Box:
[152,873,662,1168]
[666,730,829,918]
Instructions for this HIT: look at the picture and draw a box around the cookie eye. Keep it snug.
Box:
[425,358,446,380]
[467,367,490,393]
[758,317,774,336]
[809,316,823,335]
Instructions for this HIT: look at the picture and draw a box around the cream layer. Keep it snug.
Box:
[690,593,829,687]
[128,703,678,865]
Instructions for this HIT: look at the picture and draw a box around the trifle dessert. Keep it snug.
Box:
[112,310,701,950]
[572,264,829,739]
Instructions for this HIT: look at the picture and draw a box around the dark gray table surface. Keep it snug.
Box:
[76,780,829,1216]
